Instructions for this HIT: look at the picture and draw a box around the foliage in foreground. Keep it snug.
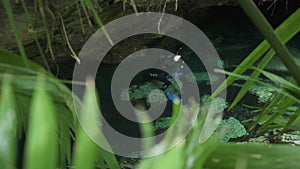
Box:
[1,50,300,169]
[0,49,120,169]
[1,0,300,169]
[211,1,300,135]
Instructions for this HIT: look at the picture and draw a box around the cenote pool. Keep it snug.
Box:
[94,6,300,140]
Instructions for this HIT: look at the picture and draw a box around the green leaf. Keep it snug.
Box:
[229,49,275,109]
[72,79,120,169]
[36,0,55,63]
[135,105,154,156]
[82,0,113,45]
[0,75,17,169]
[259,70,300,95]
[0,50,84,167]
[0,49,46,73]
[237,0,300,85]
[215,69,300,103]
[250,92,284,131]
[19,0,51,71]
[2,0,29,67]
[204,143,300,169]
[257,94,296,134]
[24,76,58,169]
[136,143,185,169]
[210,8,300,99]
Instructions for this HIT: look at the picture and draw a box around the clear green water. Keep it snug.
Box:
[95,6,300,137]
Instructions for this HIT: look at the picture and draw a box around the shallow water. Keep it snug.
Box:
[95,6,300,138]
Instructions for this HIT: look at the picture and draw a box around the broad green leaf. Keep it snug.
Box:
[0,49,46,73]
[24,77,58,169]
[204,143,300,169]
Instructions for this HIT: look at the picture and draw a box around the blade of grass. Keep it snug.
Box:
[75,0,85,33]
[163,100,186,147]
[257,68,300,94]
[249,92,284,131]
[217,68,300,132]
[82,0,113,45]
[24,76,58,169]
[2,0,29,68]
[19,0,51,71]
[229,48,275,109]
[0,75,17,169]
[257,94,296,134]
[215,69,300,103]
[136,142,185,169]
[237,0,300,85]
[135,105,154,157]
[267,113,300,131]
[73,79,120,169]
[282,107,300,132]
[79,0,93,27]
[36,0,58,73]
[57,111,72,167]
[210,8,300,99]
[14,93,30,138]
[98,148,120,169]
[130,0,138,13]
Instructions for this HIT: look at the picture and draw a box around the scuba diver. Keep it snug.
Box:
[148,47,184,102]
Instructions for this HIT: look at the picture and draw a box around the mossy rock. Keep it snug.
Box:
[120,71,220,106]
[120,78,180,105]
[216,117,247,142]
[249,83,276,103]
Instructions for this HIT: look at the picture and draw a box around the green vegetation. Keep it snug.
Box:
[216,117,247,142]
[1,0,300,169]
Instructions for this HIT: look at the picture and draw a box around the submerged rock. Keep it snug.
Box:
[216,117,247,142]
[249,83,276,103]
[265,46,300,72]
[120,72,219,105]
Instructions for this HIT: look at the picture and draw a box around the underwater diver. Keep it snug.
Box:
[148,47,184,102]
